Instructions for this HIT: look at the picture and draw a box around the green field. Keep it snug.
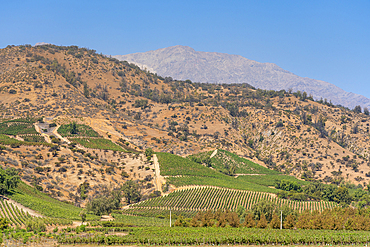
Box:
[8,182,99,221]
[58,123,101,137]
[0,118,38,136]
[56,227,370,245]
[69,137,125,152]
[189,149,280,175]
[157,152,306,193]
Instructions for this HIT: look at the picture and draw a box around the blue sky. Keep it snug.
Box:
[1,1,369,99]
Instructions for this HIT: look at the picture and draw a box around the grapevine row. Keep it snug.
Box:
[128,186,337,214]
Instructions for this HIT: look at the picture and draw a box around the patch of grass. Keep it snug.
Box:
[236,174,310,188]
[157,152,223,178]
[188,149,279,175]
[69,137,125,151]
[9,182,99,221]
[0,134,52,147]
[112,213,169,227]
[58,124,100,137]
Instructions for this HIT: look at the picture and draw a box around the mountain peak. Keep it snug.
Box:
[113,46,370,109]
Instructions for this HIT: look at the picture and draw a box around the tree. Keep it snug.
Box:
[0,168,20,194]
[364,107,369,116]
[71,122,78,135]
[227,211,240,227]
[145,148,154,160]
[354,105,362,114]
[243,213,255,228]
[333,187,352,205]
[86,187,123,216]
[283,214,295,229]
[270,213,280,229]
[252,199,276,222]
[122,180,141,204]
[79,210,86,224]
[257,214,268,228]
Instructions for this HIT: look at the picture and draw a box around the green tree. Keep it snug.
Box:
[270,213,280,229]
[257,214,268,228]
[283,214,295,229]
[333,187,352,205]
[242,213,255,228]
[86,187,123,215]
[0,168,20,194]
[122,180,141,204]
[252,199,276,222]
[71,122,78,135]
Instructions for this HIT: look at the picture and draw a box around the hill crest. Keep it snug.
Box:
[114,45,370,109]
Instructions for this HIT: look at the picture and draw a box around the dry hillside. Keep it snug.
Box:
[0,44,370,201]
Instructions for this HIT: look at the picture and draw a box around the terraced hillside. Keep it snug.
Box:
[157,151,307,193]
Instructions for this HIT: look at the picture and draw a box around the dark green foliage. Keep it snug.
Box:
[0,167,20,194]
[86,187,123,216]
[0,218,9,230]
[122,180,141,204]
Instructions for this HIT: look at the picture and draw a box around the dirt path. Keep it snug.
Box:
[153,154,165,194]
[234,173,267,178]
[52,125,71,144]
[7,198,44,218]
[210,149,218,158]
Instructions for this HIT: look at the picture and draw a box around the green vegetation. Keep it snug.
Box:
[0,118,38,136]
[188,149,279,175]
[69,137,125,151]
[57,123,100,137]
[56,227,370,245]
[0,134,51,147]
[8,182,99,221]
[157,152,224,178]
[111,213,168,227]
[158,152,305,193]
[0,167,20,194]
[127,187,336,216]
[21,135,45,143]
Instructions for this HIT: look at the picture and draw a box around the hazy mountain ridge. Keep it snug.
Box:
[114,45,370,109]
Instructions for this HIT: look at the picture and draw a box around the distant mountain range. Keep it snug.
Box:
[114,45,370,110]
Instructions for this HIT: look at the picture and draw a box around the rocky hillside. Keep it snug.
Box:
[114,45,370,110]
[0,44,370,197]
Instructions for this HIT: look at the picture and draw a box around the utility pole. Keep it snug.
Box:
[170,209,172,227]
[280,210,282,230]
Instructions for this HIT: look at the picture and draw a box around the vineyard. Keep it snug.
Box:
[0,199,33,227]
[124,186,337,217]
[0,118,38,136]
[189,149,280,175]
[69,137,125,152]
[58,123,101,137]
[0,134,52,147]
[9,182,99,221]
[56,227,370,245]
[158,152,307,193]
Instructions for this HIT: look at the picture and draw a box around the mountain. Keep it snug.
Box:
[113,45,370,110]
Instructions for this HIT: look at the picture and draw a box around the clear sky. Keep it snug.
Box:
[1,1,369,98]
